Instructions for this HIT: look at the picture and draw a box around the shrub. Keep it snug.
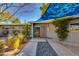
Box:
[52,17,69,41]
[7,35,20,50]
[12,29,20,35]
[0,40,5,53]
[3,29,8,35]
[7,35,15,49]
[17,33,25,44]
[12,36,20,49]
[8,35,14,49]
[23,23,31,36]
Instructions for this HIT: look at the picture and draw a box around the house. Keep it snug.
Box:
[31,16,79,43]
[31,20,57,39]
[0,24,25,36]
[0,17,79,43]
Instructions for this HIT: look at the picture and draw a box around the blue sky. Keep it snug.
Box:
[3,3,42,24]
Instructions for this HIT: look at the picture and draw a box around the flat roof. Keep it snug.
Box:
[0,24,31,26]
[32,19,54,24]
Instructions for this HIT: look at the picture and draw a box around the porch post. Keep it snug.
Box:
[31,23,33,38]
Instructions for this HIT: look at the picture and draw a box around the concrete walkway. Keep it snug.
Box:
[17,38,46,56]
[17,38,77,56]
[47,39,76,56]
[17,41,37,56]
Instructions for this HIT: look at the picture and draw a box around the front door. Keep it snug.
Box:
[34,27,40,37]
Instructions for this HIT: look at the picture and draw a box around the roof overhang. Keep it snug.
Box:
[32,19,54,24]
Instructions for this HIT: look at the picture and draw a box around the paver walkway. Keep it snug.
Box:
[36,42,57,56]
[17,38,77,56]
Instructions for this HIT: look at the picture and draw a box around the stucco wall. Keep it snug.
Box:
[34,20,79,43]
[46,23,79,43]
[67,18,79,43]
[46,24,58,40]
[34,23,47,38]
[66,32,79,43]
[70,19,79,24]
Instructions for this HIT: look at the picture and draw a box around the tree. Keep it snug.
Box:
[0,3,32,15]
[40,3,49,15]
[0,11,12,20]
[0,3,35,24]
[0,11,16,24]
[12,18,21,24]
[22,22,31,37]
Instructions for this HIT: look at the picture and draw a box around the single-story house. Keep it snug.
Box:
[31,17,79,43]
[0,24,25,36]
[0,17,79,43]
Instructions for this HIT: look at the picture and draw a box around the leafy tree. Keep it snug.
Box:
[23,22,31,37]
[0,12,11,20]
[40,3,49,15]
[12,18,21,24]
[0,3,34,24]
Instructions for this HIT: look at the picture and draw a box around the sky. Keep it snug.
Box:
[0,3,42,24]
[1,3,79,24]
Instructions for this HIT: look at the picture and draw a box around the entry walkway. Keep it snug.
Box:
[17,38,46,56]
[17,38,76,56]
[47,39,76,56]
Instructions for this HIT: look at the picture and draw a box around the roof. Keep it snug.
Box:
[0,24,31,26]
[32,19,54,24]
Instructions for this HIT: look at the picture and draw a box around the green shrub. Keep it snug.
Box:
[0,40,5,53]
[3,29,8,35]
[12,29,20,35]
[52,17,69,41]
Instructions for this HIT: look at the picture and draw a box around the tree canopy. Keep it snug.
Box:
[40,3,49,15]
[0,3,35,24]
